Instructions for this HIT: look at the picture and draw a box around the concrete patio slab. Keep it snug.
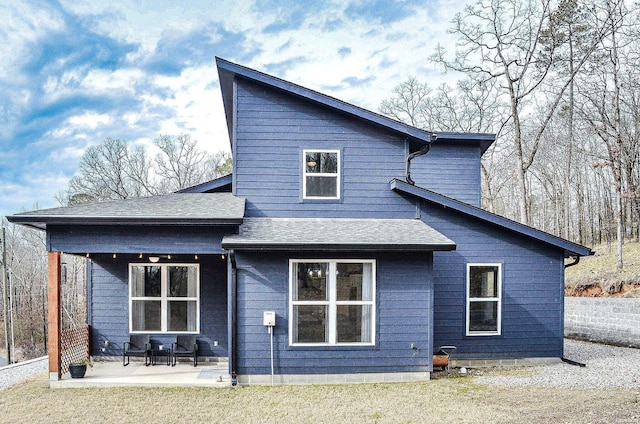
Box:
[51,359,231,389]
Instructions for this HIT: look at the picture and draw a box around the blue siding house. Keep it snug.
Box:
[9,58,593,385]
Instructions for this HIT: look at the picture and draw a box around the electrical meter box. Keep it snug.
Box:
[263,311,276,327]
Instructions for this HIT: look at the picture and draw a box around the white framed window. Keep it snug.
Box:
[289,259,375,346]
[129,263,200,333]
[466,263,502,336]
[303,149,340,199]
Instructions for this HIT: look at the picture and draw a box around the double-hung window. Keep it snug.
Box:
[290,260,375,345]
[303,150,340,199]
[466,263,501,336]
[129,264,200,333]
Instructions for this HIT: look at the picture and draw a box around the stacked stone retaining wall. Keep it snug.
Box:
[565,297,640,348]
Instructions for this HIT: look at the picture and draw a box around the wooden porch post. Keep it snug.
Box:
[47,252,61,381]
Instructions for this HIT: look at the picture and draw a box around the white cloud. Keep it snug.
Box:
[67,112,112,129]
[57,0,263,59]
[0,2,64,80]
[1,170,70,214]
[122,112,142,126]
[48,145,87,164]
[218,1,468,111]
[150,64,229,152]
[81,68,145,94]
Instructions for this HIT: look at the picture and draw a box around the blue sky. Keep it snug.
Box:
[0,0,466,217]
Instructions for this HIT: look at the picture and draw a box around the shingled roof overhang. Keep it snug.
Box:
[390,179,593,258]
[7,193,246,230]
[216,57,495,154]
[221,217,456,252]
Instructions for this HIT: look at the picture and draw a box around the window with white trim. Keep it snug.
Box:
[290,260,375,345]
[129,264,200,333]
[303,150,340,199]
[466,264,501,336]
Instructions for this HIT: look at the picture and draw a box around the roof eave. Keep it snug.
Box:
[390,179,594,258]
[176,174,233,193]
[221,242,456,252]
[433,132,496,155]
[7,216,244,229]
[216,57,436,146]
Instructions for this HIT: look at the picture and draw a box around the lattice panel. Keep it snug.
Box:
[60,326,90,375]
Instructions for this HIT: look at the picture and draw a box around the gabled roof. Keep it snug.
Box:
[216,57,495,153]
[7,193,245,230]
[177,174,232,193]
[390,179,593,258]
[221,217,456,252]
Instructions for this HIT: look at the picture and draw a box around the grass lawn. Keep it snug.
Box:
[1,372,639,423]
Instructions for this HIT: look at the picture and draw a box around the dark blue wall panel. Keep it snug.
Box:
[48,225,235,254]
[234,251,434,375]
[234,80,483,215]
[234,80,419,219]
[419,202,565,359]
[409,142,482,206]
[89,254,228,358]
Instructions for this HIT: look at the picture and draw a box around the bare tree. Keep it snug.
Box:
[67,137,155,202]
[379,77,432,128]
[62,134,231,204]
[539,0,594,239]
[154,134,207,193]
[576,0,638,269]
[432,0,610,225]
[2,219,48,360]
[202,150,233,181]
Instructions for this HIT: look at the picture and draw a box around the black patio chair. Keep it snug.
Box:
[171,335,198,367]
[123,334,151,366]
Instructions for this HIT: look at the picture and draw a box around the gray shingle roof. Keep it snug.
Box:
[7,193,245,230]
[221,217,456,251]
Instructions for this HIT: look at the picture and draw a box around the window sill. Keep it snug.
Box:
[465,332,501,337]
[288,344,377,351]
[130,331,200,335]
[301,198,342,204]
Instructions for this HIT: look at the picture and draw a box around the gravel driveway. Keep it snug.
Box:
[476,339,640,389]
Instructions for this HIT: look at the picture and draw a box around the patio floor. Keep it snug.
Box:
[51,358,231,389]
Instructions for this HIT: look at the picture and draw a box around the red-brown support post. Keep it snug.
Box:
[47,252,62,380]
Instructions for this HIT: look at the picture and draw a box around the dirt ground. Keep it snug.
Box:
[565,240,640,298]
[565,281,640,297]
[1,370,639,423]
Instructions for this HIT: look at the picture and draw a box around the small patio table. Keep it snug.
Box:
[152,344,171,366]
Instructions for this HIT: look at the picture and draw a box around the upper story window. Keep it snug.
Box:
[303,150,340,199]
[129,264,200,334]
[466,263,501,336]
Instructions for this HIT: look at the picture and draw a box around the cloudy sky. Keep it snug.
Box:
[0,0,468,217]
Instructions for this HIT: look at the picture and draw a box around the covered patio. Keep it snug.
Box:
[51,358,231,389]
[7,193,245,386]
